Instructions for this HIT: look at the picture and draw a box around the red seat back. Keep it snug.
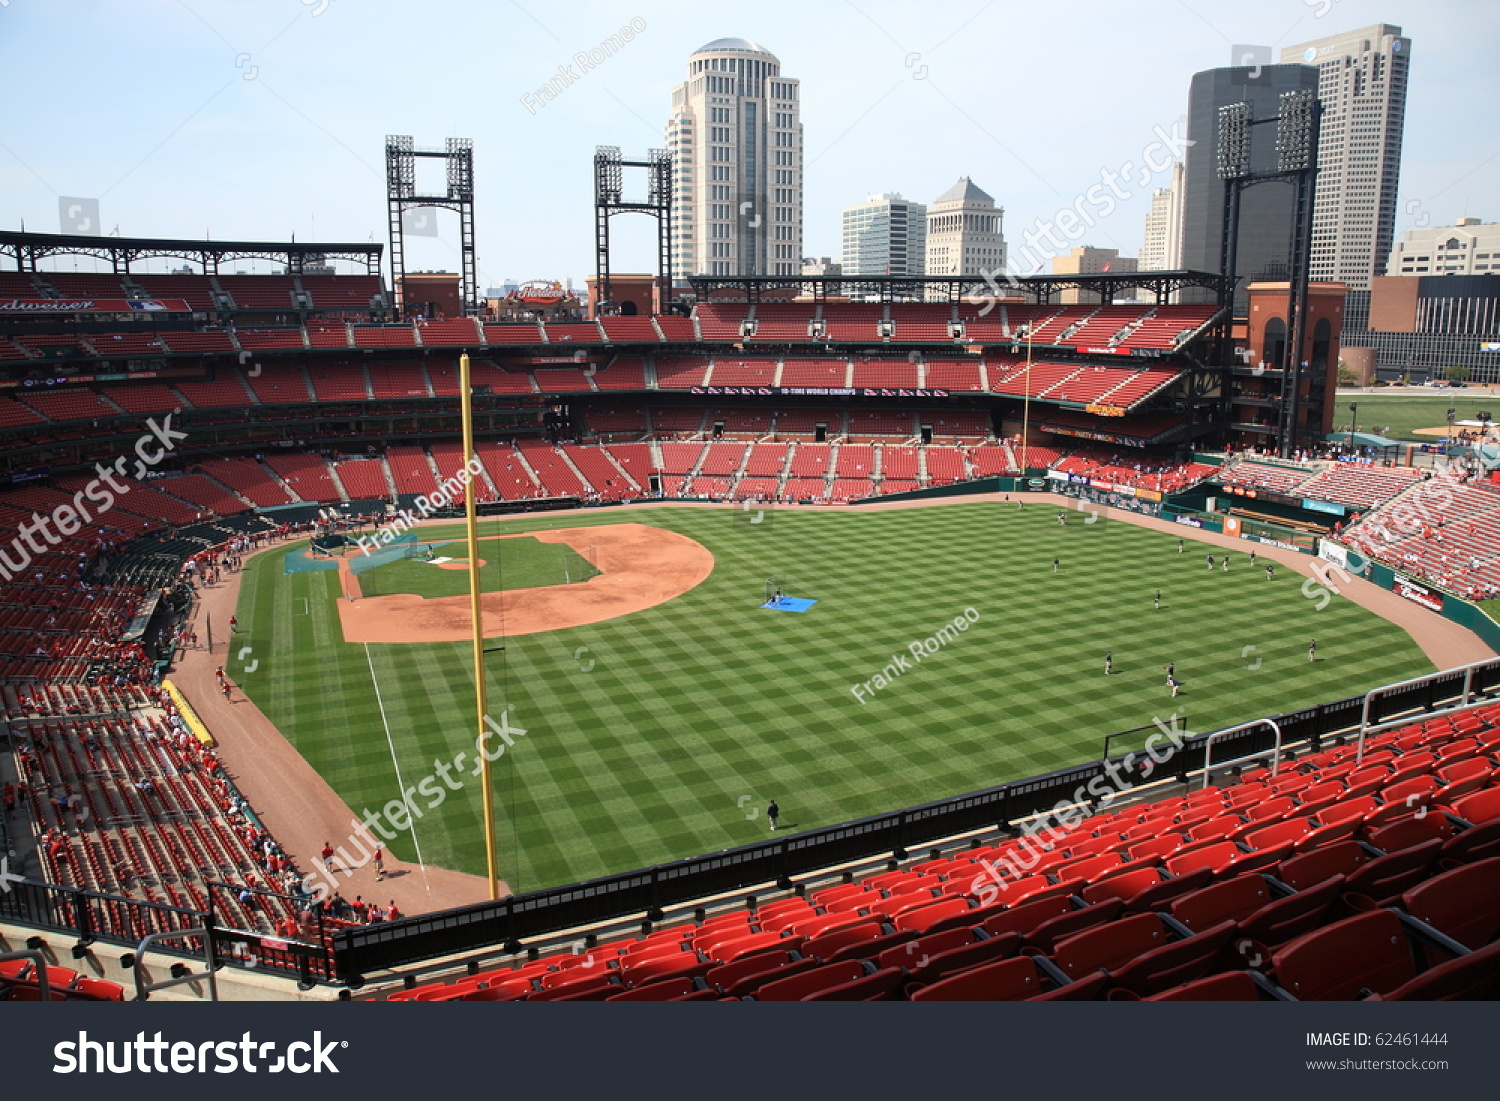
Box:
[1272,910,1415,1000]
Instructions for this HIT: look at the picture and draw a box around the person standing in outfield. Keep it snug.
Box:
[1164,662,1175,685]
[1057,511,1066,526]
[1170,676,1182,698]
[1222,556,1229,572]
[1178,538,1184,553]
[767,799,780,831]
[1154,590,1161,610]
[1104,651,1113,675]
[1266,563,1274,581]
[1249,550,1257,568]
[1206,554,1214,570]
[1308,638,1316,663]
[1052,557,1060,572]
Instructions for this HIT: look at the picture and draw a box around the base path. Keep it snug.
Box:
[337,523,715,644]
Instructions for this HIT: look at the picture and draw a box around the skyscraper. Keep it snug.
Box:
[1139,161,1185,273]
[665,38,803,278]
[841,193,927,276]
[1179,63,1321,313]
[1280,24,1411,292]
[924,178,1005,277]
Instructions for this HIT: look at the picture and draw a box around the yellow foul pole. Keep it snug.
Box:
[459,352,500,900]
[1020,324,1034,476]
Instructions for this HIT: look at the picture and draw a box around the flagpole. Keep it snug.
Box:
[460,352,500,900]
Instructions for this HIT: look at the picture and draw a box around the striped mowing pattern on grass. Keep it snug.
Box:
[236,504,1433,892]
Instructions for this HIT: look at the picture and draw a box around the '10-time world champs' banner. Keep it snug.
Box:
[689,385,953,399]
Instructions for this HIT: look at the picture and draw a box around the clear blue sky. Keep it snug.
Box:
[1,0,1494,287]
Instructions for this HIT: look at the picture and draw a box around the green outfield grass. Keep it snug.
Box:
[1335,393,1500,441]
[235,503,1435,893]
[353,535,597,599]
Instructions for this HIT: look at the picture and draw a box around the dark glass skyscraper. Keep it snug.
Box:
[1180,63,1321,314]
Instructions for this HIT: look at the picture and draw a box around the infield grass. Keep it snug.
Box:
[236,503,1434,892]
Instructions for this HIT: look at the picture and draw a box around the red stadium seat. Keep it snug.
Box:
[1108,920,1238,997]
[900,932,1022,989]
[799,966,905,1001]
[1371,940,1500,1001]
[910,955,1048,1001]
[1239,877,1351,958]
[1271,910,1416,1000]
[1341,838,1444,905]
[1050,912,1172,980]
[1439,817,1500,865]
[1398,857,1500,950]
[1080,867,1166,908]
[1165,841,1244,877]
[1170,875,1275,932]
[1277,841,1368,891]
[1365,811,1456,853]
[1144,970,1266,1001]
[1024,899,1126,954]
[754,960,867,1002]
[1451,786,1500,826]
[606,977,699,1001]
[706,951,820,998]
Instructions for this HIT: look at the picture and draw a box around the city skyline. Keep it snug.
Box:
[0,1,1494,290]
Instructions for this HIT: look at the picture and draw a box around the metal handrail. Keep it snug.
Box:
[1201,719,1283,788]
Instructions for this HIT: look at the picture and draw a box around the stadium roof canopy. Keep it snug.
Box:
[1325,431,1402,450]
[685,269,1237,305]
[0,229,382,275]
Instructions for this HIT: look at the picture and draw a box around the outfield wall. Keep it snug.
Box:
[1364,560,1500,656]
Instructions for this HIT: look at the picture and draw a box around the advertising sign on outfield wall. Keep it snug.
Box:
[1394,575,1444,613]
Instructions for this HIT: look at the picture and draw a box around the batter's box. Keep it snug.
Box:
[731,501,774,529]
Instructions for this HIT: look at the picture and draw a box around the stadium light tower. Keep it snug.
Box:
[593,146,673,315]
[1215,91,1321,459]
[386,136,478,317]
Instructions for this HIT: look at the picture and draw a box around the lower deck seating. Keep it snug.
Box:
[387,703,1500,1001]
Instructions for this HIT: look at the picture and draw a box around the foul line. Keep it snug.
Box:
[364,642,427,870]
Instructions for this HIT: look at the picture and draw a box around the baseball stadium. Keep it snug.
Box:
[3,75,1499,1008]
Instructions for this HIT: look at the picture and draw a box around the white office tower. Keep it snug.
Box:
[1280,24,1411,290]
[841,193,927,276]
[1140,161,1185,272]
[665,38,803,277]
